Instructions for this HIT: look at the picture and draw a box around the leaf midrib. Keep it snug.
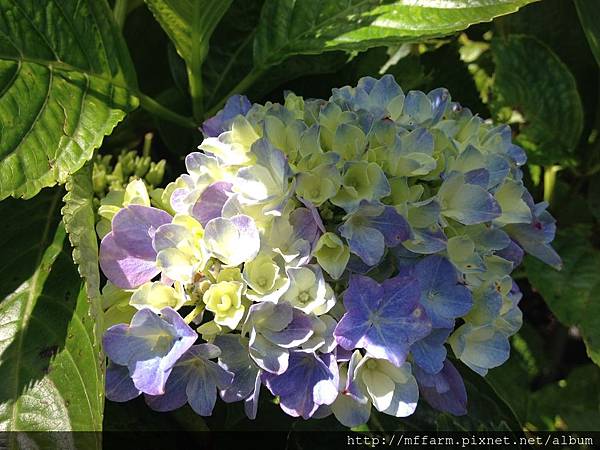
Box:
[0,53,135,94]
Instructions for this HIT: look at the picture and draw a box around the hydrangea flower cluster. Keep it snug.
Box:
[99,75,560,426]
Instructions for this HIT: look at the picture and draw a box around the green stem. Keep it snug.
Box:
[184,303,205,324]
[138,93,197,128]
[543,165,561,205]
[188,0,234,120]
[205,68,265,118]
[203,259,217,284]
[189,0,205,121]
[113,0,128,29]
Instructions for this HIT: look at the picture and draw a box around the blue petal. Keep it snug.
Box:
[214,335,260,403]
[201,94,251,137]
[264,351,338,419]
[334,275,431,367]
[414,359,467,416]
[411,328,452,374]
[105,362,140,402]
[415,256,473,328]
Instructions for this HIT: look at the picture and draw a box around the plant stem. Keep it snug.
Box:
[138,93,197,128]
[184,303,205,324]
[113,0,128,29]
[543,165,561,205]
[205,68,265,118]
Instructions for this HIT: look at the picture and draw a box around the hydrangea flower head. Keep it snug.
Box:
[98,75,560,423]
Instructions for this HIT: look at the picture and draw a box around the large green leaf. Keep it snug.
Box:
[525,227,600,367]
[528,365,600,431]
[203,0,264,109]
[0,192,103,444]
[144,0,233,117]
[491,35,584,165]
[253,0,538,69]
[61,161,104,361]
[62,163,100,302]
[0,0,139,200]
[575,0,600,67]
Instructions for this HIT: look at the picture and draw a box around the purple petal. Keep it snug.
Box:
[244,372,262,420]
[191,182,233,226]
[299,198,326,233]
[289,207,319,246]
[411,328,452,374]
[415,359,467,416]
[265,351,338,419]
[261,309,314,348]
[496,239,525,267]
[249,331,289,374]
[214,335,261,404]
[415,256,473,328]
[186,368,218,416]
[369,206,412,247]
[402,226,448,255]
[99,232,159,289]
[428,88,450,123]
[112,205,172,259]
[106,363,141,402]
[201,94,251,137]
[334,274,431,367]
[144,364,189,411]
[102,307,197,395]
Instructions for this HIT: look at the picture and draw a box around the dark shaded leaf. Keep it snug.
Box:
[491,35,584,165]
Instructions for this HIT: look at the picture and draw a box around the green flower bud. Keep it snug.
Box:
[331,161,390,210]
[296,164,341,206]
[282,266,335,315]
[129,281,188,313]
[203,281,245,329]
[284,92,304,120]
[314,232,350,280]
[243,253,288,302]
[134,155,152,178]
[332,123,367,161]
[119,150,137,177]
[217,267,244,284]
[145,160,166,187]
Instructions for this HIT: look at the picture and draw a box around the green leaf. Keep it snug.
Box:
[61,162,104,350]
[588,174,600,222]
[528,365,600,431]
[525,226,600,367]
[0,192,104,441]
[491,35,584,165]
[575,0,600,67]
[253,0,538,69]
[0,0,139,200]
[203,0,265,108]
[144,0,234,118]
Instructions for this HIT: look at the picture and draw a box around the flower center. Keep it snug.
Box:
[298,291,311,304]
[217,294,232,311]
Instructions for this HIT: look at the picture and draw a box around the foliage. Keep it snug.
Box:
[0,0,599,440]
